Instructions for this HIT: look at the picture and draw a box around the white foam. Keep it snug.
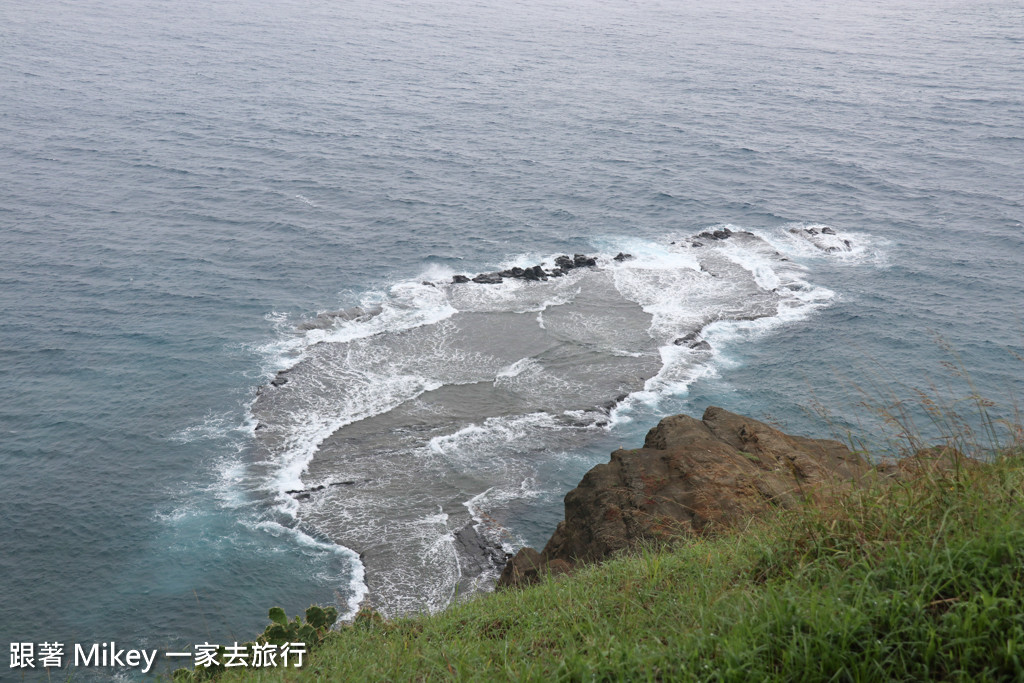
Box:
[592,227,857,421]
[719,242,784,290]
[496,358,538,379]
[270,374,444,496]
[253,520,367,620]
[170,411,257,444]
[417,262,457,282]
[754,223,890,267]
[427,412,560,458]
[591,235,702,272]
[255,283,458,378]
[463,480,541,555]
[237,226,882,613]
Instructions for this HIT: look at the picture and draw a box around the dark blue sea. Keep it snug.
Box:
[2,0,1022,678]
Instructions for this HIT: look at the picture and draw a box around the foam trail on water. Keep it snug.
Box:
[253,520,368,620]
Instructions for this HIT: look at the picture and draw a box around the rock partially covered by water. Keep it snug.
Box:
[673,331,711,351]
[296,304,384,331]
[448,254,601,287]
[787,226,853,253]
[497,406,872,588]
[696,227,733,241]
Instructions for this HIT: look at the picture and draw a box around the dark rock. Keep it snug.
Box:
[270,376,288,387]
[821,227,836,235]
[497,547,545,587]
[496,547,573,587]
[674,331,700,346]
[598,393,630,413]
[472,273,504,284]
[613,253,634,262]
[805,228,819,235]
[454,524,508,582]
[697,231,716,240]
[285,483,333,496]
[520,265,546,281]
[712,228,732,240]
[421,281,435,287]
[673,332,711,351]
[555,255,575,270]
[452,275,471,284]
[497,407,873,588]
[843,239,852,248]
[691,242,704,248]
[573,254,597,267]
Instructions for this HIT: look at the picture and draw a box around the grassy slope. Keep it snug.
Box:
[207,447,1024,682]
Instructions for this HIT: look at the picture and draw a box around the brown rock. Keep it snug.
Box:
[496,547,545,587]
[497,406,872,588]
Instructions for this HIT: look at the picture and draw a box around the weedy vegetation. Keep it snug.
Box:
[174,359,1024,682]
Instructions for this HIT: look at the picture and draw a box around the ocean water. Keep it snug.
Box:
[1,0,1022,678]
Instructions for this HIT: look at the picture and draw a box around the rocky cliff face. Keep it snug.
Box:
[498,406,874,588]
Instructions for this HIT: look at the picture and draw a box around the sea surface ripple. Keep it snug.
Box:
[0,0,1021,677]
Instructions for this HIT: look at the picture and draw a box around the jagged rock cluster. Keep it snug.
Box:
[790,226,853,253]
[497,407,875,588]
[450,253,633,285]
[672,331,712,352]
[688,226,747,247]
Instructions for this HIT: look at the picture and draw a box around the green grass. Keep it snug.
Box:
[204,443,1024,682]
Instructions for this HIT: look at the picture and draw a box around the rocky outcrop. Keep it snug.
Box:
[449,253,609,285]
[296,305,384,331]
[498,406,873,588]
[673,331,712,352]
